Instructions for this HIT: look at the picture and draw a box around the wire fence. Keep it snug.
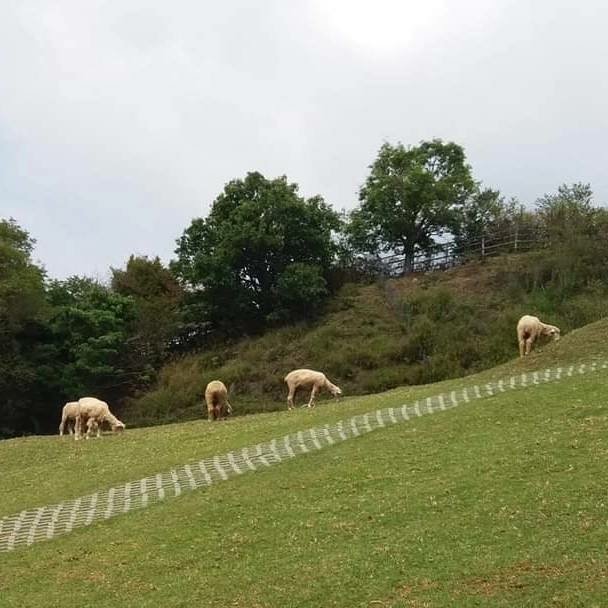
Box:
[1,358,605,554]
[374,227,545,277]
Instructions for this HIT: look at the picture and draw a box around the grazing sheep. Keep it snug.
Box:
[284,369,342,410]
[75,397,126,440]
[58,401,80,437]
[517,315,561,357]
[204,380,233,421]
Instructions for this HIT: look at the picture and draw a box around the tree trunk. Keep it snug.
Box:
[402,244,416,275]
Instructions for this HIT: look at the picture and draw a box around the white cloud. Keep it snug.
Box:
[1,0,606,278]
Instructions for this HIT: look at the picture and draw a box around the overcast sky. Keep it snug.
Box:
[2,0,607,280]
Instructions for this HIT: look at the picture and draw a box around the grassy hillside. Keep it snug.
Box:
[1,318,608,606]
[124,252,608,426]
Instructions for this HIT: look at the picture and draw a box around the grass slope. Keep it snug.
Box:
[1,319,608,606]
[125,253,608,427]
[2,318,607,518]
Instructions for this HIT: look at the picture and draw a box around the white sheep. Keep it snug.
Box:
[58,401,80,437]
[204,380,233,421]
[284,369,342,410]
[516,314,561,357]
[75,397,126,439]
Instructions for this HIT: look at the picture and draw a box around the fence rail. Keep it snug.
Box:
[375,228,545,277]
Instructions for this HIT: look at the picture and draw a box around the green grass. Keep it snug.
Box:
[1,366,607,606]
[1,318,608,606]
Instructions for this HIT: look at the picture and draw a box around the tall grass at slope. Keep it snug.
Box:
[1,369,607,607]
[124,252,608,427]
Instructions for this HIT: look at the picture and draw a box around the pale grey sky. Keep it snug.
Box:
[1,0,607,279]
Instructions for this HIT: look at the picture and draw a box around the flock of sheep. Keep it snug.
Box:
[59,397,126,440]
[204,368,343,420]
[58,315,559,439]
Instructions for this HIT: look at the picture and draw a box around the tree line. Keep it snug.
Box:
[2,139,607,437]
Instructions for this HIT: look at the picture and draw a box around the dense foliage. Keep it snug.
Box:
[1,138,607,437]
[0,220,49,436]
[172,172,340,336]
[111,256,184,371]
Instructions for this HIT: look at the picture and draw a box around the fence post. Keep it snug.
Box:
[481,236,486,259]
[514,226,519,252]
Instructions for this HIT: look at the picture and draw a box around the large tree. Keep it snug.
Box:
[348,140,476,272]
[172,172,340,334]
[0,219,48,436]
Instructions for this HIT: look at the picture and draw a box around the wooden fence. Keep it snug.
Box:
[376,228,545,277]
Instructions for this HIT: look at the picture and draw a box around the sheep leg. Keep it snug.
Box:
[74,415,82,441]
[85,417,95,440]
[287,387,295,410]
[518,339,526,358]
[59,417,66,437]
[525,338,534,355]
[306,386,318,409]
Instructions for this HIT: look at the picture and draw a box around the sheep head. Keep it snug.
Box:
[330,384,343,398]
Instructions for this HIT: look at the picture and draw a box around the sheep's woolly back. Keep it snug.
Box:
[78,397,125,429]
[205,380,228,405]
[61,401,80,419]
[517,315,560,339]
[284,369,328,387]
[78,397,111,419]
[285,369,342,395]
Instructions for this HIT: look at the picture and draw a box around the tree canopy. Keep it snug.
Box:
[0,219,48,436]
[347,140,476,271]
[172,172,341,334]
